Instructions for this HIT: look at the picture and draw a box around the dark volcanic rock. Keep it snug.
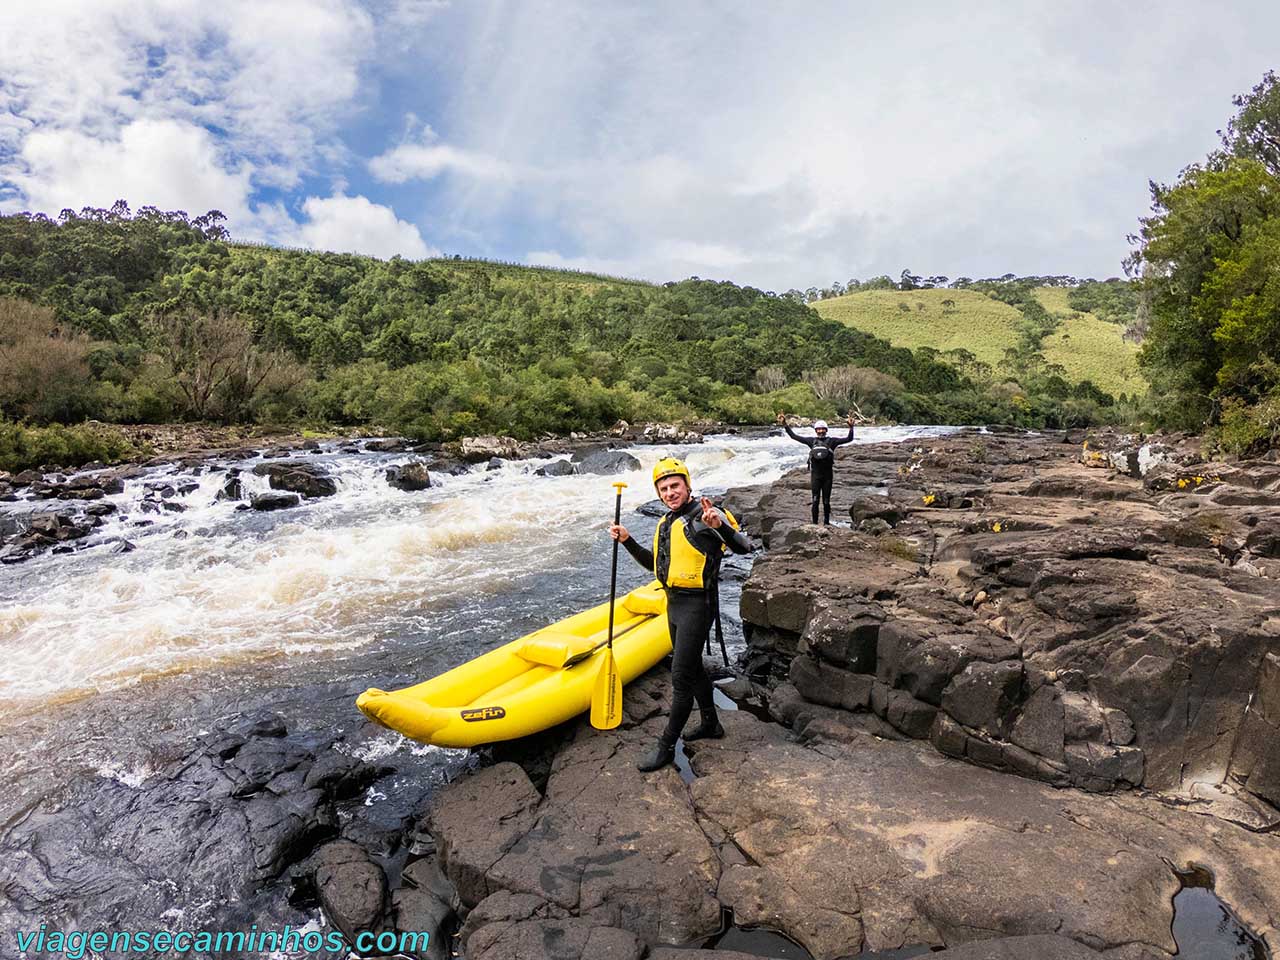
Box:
[313,840,387,947]
[0,714,390,938]
[386,461,432,491]
[217,476,244,501]
[251,491,302,511]
[534,458,577,477]
[574,449,642,475]
[365,437,414,452]
[426,674,1280,959]
[252,461,338,498]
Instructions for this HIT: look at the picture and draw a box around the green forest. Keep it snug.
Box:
[0,208,1125,471]
[2,69,1278,470]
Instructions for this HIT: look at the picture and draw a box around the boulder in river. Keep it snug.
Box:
[574,449,642,475]
[252,461,338,498]
[386,461,432,491]
[534,458,576,477]
[364,437,414,453]
[453,435,522,463]
[251,491,301,511]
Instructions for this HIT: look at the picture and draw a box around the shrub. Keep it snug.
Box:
[0,420,139,472]
[0,298,99,423]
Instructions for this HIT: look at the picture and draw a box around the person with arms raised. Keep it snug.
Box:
[777,411,856,525]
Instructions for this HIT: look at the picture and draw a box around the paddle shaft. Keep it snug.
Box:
[606,482,625,648]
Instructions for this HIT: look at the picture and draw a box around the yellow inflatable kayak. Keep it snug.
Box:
[355,581,670,747]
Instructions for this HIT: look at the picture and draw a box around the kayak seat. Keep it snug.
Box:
[517,634,598,668]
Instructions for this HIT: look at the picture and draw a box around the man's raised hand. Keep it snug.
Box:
[700,496,723,528]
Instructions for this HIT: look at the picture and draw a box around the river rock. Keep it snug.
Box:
[364,437,414,452]
[0,713,391,940]
[535,458,577,477]
[252,461,338,498]
[251,491,301,511]
[455,435,521,463]
[313,840,387,947]
[217,475,244,501]
[574,449,642,475]
[432,710,723,951]
[386,461,432,491]
[425,670,1280,958]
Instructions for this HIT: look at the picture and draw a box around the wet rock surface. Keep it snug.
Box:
[413,429,1280,960]
[252,460,339,498]
[736,430,1280,817]
[386,460,433,491]
[0,712,408,939]
[419,673,1280,959]
[7,427,1279,960]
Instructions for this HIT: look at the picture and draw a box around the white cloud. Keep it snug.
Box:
[370,142,515,184]
[3,119,254,222]
[0,2,374,183]
[0,1,441,260]
[291,194,436,259]
[415,0,1280,288]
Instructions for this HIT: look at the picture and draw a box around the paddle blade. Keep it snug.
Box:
[590,648,623,729]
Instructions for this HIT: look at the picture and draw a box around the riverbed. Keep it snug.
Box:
[0,427,954,836]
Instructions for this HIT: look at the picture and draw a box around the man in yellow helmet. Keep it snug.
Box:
[609,456,752,772]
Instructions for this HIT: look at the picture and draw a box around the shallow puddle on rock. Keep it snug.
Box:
[674,687,741,784]
[1172,865,1269,960]
[706,923,814,956]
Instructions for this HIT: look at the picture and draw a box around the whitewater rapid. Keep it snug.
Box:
[0,427,955,720]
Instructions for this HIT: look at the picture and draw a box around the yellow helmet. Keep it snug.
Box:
[652,456,691,490]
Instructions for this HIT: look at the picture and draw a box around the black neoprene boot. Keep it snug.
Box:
[636,738,676,772]
[683,713,725,741]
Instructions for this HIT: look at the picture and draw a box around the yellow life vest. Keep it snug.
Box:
[652,506,741,590]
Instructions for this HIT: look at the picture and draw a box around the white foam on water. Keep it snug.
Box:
[0,429,957,714]
[95,760,156,788]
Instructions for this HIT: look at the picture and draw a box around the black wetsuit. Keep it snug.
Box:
[784,423,855,524]
[622,497,752,746]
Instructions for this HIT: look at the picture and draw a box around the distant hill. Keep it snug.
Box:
[810,286,1145,398]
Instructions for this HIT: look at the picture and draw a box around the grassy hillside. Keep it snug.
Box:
[1035,288,1145,398]
[809,289,1024,366]
[812,286,1145,398]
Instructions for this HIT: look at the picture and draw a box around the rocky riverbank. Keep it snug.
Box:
[403,428,1280,959]
[7,427,1278,959]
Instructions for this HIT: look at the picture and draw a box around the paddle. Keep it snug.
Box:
[591,481,627,729]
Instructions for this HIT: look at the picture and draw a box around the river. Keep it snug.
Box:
[0,427,954,838]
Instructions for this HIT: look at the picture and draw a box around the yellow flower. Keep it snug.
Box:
[992,521,1003,533]
[1177,478,1188,489]
[922,493,936,505]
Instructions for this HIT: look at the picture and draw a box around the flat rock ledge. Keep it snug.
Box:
[424,673,1279,959]
[730,429,1280,826]
[420,428,1280,960]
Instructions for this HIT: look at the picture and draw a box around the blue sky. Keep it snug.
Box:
[2,1,1277,291]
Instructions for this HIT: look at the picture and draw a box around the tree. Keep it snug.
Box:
[752,365,787,392]
[0,297,97,422]
[1128,157,1280,422]
[1220,70,1280,178]
[802,364,903,413]
[149,308,300,421]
